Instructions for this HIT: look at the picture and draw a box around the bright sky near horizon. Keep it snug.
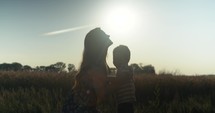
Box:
[1,0,215,75]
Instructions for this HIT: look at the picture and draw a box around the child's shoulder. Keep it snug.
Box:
[118,65,132,72]
[117,65,133,77]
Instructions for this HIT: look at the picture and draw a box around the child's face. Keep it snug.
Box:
[113,52,128,67]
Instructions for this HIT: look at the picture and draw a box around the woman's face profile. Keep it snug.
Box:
[85,28,113,49]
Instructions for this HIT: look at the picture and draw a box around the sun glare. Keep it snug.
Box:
[102,6,139,35]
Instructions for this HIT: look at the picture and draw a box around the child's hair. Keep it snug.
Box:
[113,45,130,63]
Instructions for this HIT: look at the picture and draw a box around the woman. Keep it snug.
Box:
[62,28,113,113]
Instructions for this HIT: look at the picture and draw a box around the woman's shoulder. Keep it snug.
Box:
[87,66,106,74]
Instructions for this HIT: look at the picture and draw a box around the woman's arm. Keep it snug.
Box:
[88,68,107,104]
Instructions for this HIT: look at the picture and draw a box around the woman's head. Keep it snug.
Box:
[84,28,112,50]
[74,28,112,90]
[81,28,113,68]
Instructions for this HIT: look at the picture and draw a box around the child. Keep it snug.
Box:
[113,45,136,113]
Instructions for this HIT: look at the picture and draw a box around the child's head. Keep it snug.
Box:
[113,45,130,67]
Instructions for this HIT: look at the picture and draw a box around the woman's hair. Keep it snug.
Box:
[74,28,112,86]
[81,28,112,68]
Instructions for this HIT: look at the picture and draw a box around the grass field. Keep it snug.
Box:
[0,71,215,113]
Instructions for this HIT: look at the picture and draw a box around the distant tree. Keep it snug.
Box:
[0,62,23,71]
[52,62,66,73]
[130,63,156,75]
[34,62,66,73]
[141,65,156,74]
[23,65,32,71]
[11,62,23,71]
[0,63,11,71]
[45,65,57,72]
[130,63,143,74]
[68,64,75,73]
[35,66,40,71]
[37,66,46,71]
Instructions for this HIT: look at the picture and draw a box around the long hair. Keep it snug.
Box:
[74,28,112,88]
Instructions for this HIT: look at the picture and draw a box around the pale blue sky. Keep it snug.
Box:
[1,0,215,75]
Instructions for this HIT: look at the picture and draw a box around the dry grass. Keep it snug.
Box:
[0,71,215,113]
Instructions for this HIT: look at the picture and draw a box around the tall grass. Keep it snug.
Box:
[0,71,215,113]
[0,87,63,113]
[0,71,74,113]
[134,74,215,113]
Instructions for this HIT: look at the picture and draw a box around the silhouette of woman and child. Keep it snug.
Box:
[62,28,136,113]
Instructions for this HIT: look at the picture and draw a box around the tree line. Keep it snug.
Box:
[0,62,155,74]
[0,62,76,73]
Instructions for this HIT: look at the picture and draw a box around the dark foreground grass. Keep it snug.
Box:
[0,71,215,113]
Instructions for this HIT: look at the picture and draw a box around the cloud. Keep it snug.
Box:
[43,25,92,36]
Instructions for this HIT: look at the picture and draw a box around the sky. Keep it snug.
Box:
[1,0,215,75]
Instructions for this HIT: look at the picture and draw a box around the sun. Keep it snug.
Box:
[101,6,139,35]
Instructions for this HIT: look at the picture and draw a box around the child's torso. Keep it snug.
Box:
[116,66,136,104]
